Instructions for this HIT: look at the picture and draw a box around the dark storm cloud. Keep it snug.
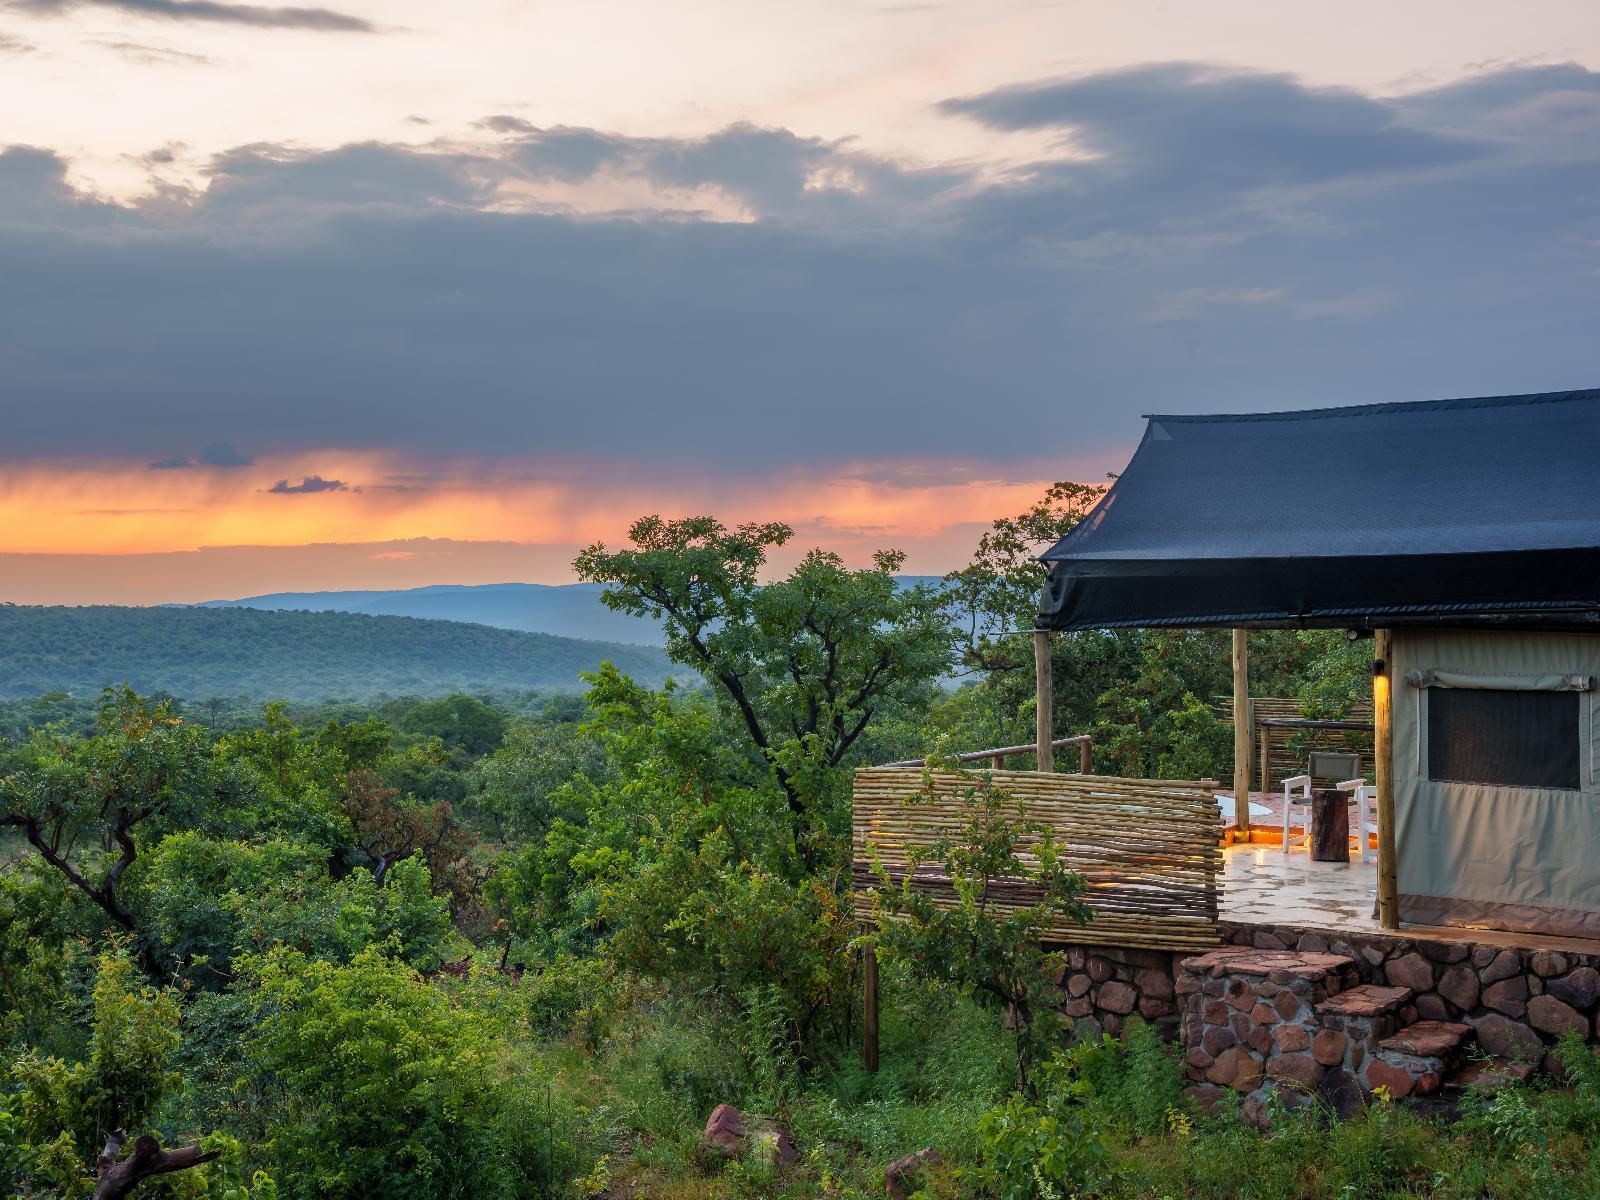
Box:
[268,475,347,494]
[6,0,373,30]
[198,442,253,467]
[2,63,1598,470]
[149,455,194,469]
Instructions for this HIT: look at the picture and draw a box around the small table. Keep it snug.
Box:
[1309,788,1350,862]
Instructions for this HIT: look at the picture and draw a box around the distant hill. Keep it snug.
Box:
[0,604,677,700]
[198,582,663,644]
[198,578,948,642]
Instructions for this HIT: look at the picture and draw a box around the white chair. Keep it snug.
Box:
[1280,774,1312,851]
[1337,778,1377,863]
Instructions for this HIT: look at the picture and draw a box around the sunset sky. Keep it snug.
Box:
[3,1,1599,604]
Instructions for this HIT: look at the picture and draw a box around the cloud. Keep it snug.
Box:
[198,441,253,467]
[267,475,347,494]
[0,30,35,53]
[149,454,195,469]
[1,63,1598,475]
[7,0,374,31]
[98,39,215,65]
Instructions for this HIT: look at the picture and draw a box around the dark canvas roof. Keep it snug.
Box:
[1037,388,1600,632]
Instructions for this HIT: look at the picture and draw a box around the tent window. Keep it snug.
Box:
[1428,689,1580,790]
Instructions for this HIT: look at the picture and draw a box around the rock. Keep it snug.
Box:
[1184,1083,1227,1115]
[1312,1029,1348,1067]
[1472,946,1498,969]
[1317,1068,1364,1119]
[1419,940,1471,965]
[1528,995,1589,1038]
[1098,980,1136,1015]
[703,1104,745,1158]
[1480,951,1524,984]
[1102,1013,1124,1038]
[1483,976,1529,1018]
[1203,1000,1229,1025]
[1138,968,1175,1000]
[1273,991,1302,1022]
[1225,981,1254,1011]
[1297,932,1330,954]
[1470,1013,1543,1063]
[1088,956,1113,983]
[1138,997,1173,1021]
[1185,1046,1214,1070]
[1414,993,1450,1021]
[1071,1015,1104,1044]
[1247,1025,1274,1056]
[1530,952,1569,978]
[1067,947,1086,970]
[1437,965,1480,1011]
[1548,967,1600,1010]
[1202,1025,1237,1056]
[702,1104,796,1168]
[1067,973,1092,997]
[885,1148,941,1200]
[1240,1092,1270,1130]
[1062,996,1093,1018]
[1386,953,1435,992]
[1253,929,1292,949]
[1453,1058,1534,1093]
[1365,1059,1415,1099]
[1360,944,1390,968]
[1274,1024,1310,1052]
[1250,1003,1279,1026]
[1207,1046,1262,1092]
[1267,1052,1325,1090]
[1317,984,1412,1019]
[754,1126,799,1169]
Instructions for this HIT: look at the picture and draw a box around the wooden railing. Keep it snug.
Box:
[882,734,1094,775]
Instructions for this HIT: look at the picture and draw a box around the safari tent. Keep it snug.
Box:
[1034,387,1600,940]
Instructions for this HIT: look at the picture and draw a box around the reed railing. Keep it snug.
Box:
[852,766,1224,952]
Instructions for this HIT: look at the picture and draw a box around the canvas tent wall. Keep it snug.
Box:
[1392,629,1600,940]
[1035,388,1600,633]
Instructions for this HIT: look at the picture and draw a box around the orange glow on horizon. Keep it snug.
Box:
[0,450,1115,601]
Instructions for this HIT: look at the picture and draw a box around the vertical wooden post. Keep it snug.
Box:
[1258,714,1270,796]
[1373,629,1399,930]
[1078,738,1093,775]
[1232,629,1251,836]
[862,942,879,1071]
[1033,630,1054,773]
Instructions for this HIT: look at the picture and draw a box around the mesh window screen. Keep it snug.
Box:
[1428,689,1580,790]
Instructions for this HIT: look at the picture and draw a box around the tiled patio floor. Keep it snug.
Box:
[1218,838,1600,956]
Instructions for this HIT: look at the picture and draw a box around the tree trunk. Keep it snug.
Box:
[1310,788,1350,862]
[94,1131,219,1200]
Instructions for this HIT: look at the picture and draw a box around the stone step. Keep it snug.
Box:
[1368,1020,1474,1098]
[1315,983,1412,1020]
[1379,1019,1472,1059]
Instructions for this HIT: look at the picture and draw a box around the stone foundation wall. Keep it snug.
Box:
[1057,923,1600,1074]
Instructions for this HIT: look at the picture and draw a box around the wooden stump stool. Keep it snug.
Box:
[1310,788,1350,862]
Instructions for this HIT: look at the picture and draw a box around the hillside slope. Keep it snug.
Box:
[200,577,948,642]
[0,604,676,699]
[199,582,662,644]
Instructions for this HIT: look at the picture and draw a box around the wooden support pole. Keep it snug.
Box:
[1033,630,1054,773]
[1373,629,1399,930]
[1232,629,1251,835]
[1258,717,1270,796]
[862,942,879,1071]
[1079,738,1093,775]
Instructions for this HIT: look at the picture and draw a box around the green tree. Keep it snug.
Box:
[0,689,217,974]
[576,516,953,867]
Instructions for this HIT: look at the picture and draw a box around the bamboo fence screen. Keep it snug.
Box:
[852,767,1225,952]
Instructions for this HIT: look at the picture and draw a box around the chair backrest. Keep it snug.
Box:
[1309,750,1361,781]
